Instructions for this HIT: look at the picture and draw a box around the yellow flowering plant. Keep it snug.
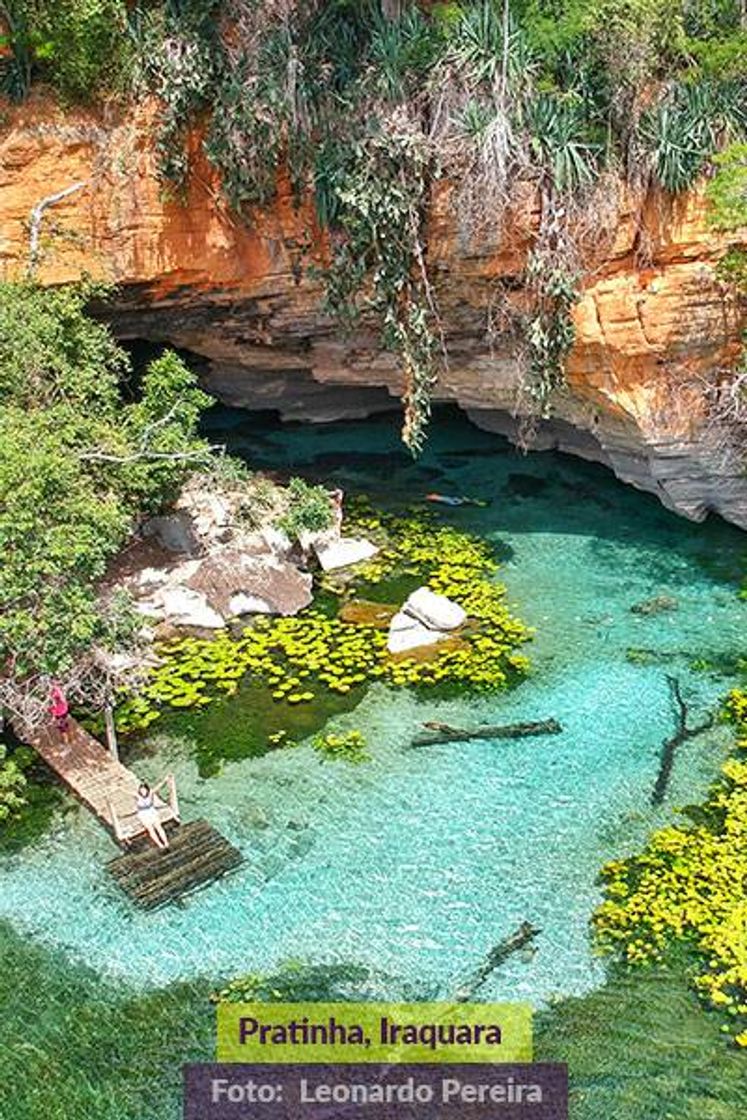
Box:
[594,688,747,1048]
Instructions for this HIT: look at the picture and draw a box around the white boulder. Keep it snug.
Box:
[159,587,225,630]
[386,586,466,653]
[314,537,379,572]
[403,586,467,631]
[228,592,275,616]
[387,610,448,654]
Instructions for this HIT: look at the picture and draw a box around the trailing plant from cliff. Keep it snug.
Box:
[319,122,442,454]
[128,0,220,190]
[521,247,580,419]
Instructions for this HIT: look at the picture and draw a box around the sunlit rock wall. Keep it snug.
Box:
[1,96,745,524]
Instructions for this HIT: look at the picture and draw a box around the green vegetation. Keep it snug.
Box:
[536,959,747,1120]
[0,739,26,820]
[0,280,212,725]
[593,691,747,1048]
[0,753,65,853]
[277,476,335,541]
[4,2,744,450]
[0,920,214,1120]
[0,1,130,103]
[708,143,747,296]
[310,728,370,765]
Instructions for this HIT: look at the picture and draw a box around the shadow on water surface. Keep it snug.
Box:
[201,402,747,589]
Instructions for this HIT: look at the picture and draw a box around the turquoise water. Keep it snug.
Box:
[1,407,746,1003]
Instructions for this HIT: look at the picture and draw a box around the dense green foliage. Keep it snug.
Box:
[3,1,744,450]
[0,1,130,102]
[0,282,212,700]
[277,476,335,540]
[0,740,26,820]
[708,142,747,296]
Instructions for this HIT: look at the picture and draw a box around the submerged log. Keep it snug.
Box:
[409,718,562,748]
[651,675,713,806]
[449,921,541,1003]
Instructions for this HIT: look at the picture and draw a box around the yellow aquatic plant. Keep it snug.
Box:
[113,504,531,734]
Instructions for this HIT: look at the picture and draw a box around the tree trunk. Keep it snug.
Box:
[409,718,562,747]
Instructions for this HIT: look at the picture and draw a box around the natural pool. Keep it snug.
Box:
[2,406,746,1007]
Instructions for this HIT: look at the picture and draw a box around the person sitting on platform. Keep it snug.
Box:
[135,781,170,849]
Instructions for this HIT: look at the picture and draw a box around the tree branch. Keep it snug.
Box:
[79,447,216,465]
[28,182,88,274]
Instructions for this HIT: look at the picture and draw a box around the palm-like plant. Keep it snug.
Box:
[525,93,601,193]
[445,0,538,94]
[640,80,747,193]
[367,5,437,102]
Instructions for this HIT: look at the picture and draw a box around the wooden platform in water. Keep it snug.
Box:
[107,819,242,909]
[27,718,179,843]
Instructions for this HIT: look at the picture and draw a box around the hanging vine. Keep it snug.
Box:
[317,119,442,454]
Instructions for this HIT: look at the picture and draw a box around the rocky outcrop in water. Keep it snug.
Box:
[1,98,745,525]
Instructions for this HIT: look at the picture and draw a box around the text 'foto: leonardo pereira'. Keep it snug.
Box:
[210,1076,543,1106]
[237,1015,504,1050]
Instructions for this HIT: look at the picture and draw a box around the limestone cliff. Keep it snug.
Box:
[1,97,746,525]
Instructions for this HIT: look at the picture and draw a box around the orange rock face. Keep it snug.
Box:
[1,96,746,524]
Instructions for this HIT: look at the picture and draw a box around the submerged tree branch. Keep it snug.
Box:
[449,921,541,1002]
[409,718,561,748]
[651,675,714,806]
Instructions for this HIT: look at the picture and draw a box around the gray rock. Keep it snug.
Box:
[142,511,201,555]
[186,550,313,617]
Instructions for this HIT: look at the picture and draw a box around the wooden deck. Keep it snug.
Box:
[27,718,179,844]
[108,819,243,909]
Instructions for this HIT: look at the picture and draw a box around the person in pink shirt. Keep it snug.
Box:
[49,683,70,739]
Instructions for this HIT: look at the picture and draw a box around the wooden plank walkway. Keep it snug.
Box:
[108,819,243,910]
[22,716,243,907]
[26,717,178,844]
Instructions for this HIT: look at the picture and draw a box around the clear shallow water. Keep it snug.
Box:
[2,407,746,1002]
